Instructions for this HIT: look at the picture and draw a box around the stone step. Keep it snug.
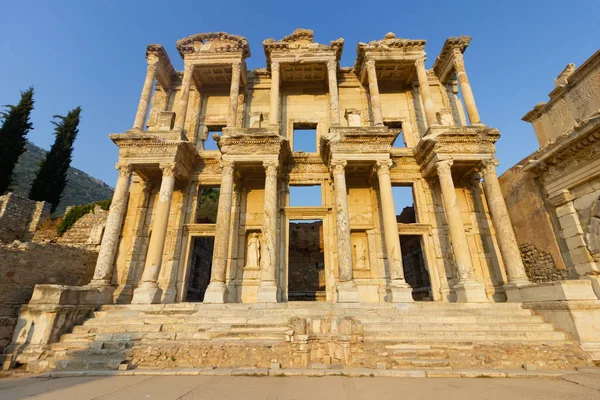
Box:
[362,323,555,332]
[391,358,451,369]
[388,349,449,359]
[364,330,568,341]
[73,323,290,335]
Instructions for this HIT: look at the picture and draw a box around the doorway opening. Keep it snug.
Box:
[400,234,431,301]
[186,236,215,302]
[288,219,325,301]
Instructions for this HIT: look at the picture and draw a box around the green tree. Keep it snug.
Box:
[29,107,82,212]
[0,87,35,194]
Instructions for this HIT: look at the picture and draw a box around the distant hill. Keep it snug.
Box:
[9,141,114,215]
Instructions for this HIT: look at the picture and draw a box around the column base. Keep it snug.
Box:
[86,281,115,305]
[387,280,414,303]
[455,281,488,303]
[337,281,359,303]
[162,285,178,304]
[131,283,163,304]
[203,281,228,304]
[256,281,278,303]
[504,279,531,302]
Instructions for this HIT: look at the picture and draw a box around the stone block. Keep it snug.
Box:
[559,213,581,230]
[566,235,587,250]
[562,225,584,239]
[582,275,600,299]
[569,247,594,265]
[518,280,598,301]
[454,281,489,303]
[556,203,577,218]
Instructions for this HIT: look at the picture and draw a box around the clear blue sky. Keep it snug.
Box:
[2,0,599,210]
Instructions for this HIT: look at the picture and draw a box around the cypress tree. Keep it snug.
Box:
[0,87,35,194]
[29,107,82,212]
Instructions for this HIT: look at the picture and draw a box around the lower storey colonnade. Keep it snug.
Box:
[90,156,529,305]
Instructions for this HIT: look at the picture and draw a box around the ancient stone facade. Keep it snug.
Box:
[88,30,532,306]
[0,192,50,243]
[500,50,600,279]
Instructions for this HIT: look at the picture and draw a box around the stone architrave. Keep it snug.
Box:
[131,164,177,304]
[269,61,280,126]
[331,160,358,302]
[257,161,279,302]
[435,160,488,302]
[174,62,194,131]
[480,160,530,300]
[415,58,438,128]
[90,163,133,296]
[227,61,241,127]
[375,159,414,302]
[133,54,159,130]
[327,59,341,126]
[204,160,235,303]
[452,49,481,125]
[365,59,384,127]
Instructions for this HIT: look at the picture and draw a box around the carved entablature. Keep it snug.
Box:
[176,32,250,59]
[354,32,426,85]
[522,49,600,147]
[432,36,471,83]
[321,126,397,164]
[146,44,176,89]
[110,132,195,180]
[287,154,329,176]
[216,127,288,161]
[262,28,344,80]
[415,125,499,177]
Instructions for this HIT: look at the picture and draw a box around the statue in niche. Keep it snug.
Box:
[246,233,261,268]
[355,238,368,269]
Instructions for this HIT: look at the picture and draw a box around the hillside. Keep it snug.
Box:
[9,141,114,215]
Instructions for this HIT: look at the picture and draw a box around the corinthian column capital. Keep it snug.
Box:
[263,160,279,174]
[327,59,337,72]
[365,58,376,70]
[146,53,160,66]
[375,159,393,176]
[415,57,426,69]
[435,159,454,176]
[451,48,465,71]
[220,160,235,175]
[115,162,133,177]
[159,163,177,177]
[480,159,499,177]
[271,60,280,72]
[330,159,347,175]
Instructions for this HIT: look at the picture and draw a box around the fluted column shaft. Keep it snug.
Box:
[481,161,529,284]
[269,61,280,126]
[415,58,438,127]
[332,160,353,282]
[365,59,384,127]
[257,161,279,302]
[375,160,405,281]
[227,61,241,127]
[327,59,340,125]
[436,160,475,282]
[133,55,159,130]
[91,163,132,285]
[174,63,194,130]
[452,49,481,124]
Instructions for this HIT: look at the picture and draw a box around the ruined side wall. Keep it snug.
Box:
[0,241,97,351]
[499,163,567,281]
[0,193,50,243]
[56,206,108,249]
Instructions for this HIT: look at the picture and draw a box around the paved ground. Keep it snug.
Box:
[1,372,600,400]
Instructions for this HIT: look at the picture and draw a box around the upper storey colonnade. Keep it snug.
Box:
[131,29,483,138]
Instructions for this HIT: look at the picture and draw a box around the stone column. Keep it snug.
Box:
[90,163,133,301]
[375,160,414,302]
[133,55,159,130]
[269,61,280,126]
[131,164,176,304]
[331,160,358,302]
[452,49,481,125]
[227,61,241,128]
[257,161,279,302]
[204,160,235,303]
[480,160,530,300]
[174,62,194,131]
[365,59,384,127]
[415,58,438,128]
[435,160,487,302]
[327,59,341,126]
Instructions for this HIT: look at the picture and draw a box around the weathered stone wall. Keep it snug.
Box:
[0,241,97,352]
[519,243,568,282]
[499,160,567,272]
[0,192,50,243]
[57,205,108,250]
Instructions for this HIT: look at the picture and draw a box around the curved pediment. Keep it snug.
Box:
[176,32,250,59]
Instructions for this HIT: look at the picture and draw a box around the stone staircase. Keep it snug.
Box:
[10,302,593,373]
